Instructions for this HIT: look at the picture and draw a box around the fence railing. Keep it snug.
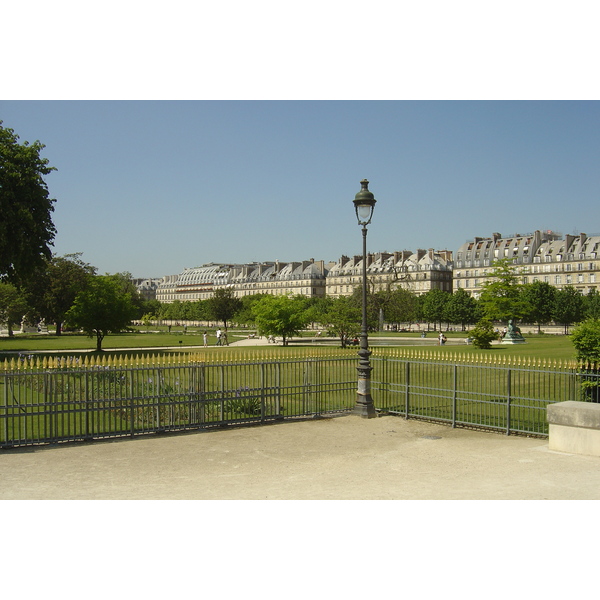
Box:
[372,357,590,436]
[1,350,598,448]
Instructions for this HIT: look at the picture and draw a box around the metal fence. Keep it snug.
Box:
[372,357,596,436]
[1,354,598,447]
[1,356,357,448]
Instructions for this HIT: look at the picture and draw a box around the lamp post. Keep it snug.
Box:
[352,179,377,418]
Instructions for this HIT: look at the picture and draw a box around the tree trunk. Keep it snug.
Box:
[55,320,62,336]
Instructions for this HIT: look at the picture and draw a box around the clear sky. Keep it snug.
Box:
[2,100,599,278]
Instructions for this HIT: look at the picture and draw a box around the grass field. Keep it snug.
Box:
[0,327,579,364]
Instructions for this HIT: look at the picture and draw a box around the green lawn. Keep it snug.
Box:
[0,327,579,364]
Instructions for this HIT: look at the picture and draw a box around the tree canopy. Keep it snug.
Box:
[478,259,527,323]
[0,282,29,337]
[205,288,243,329]
[0,122,56,282]
[65,275,137,351]
[252,294,310,346]
[24,253,96,335]
[521,280,556,333]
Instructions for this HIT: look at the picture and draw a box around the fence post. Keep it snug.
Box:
[276,362,281,417]
[219,365,225,422]
[260,362,266,423]
[452,364,458,428]
[405,361,410,419]
[130,369,136,437]
[506,368,512,436]
[2,372,7,445]
[44,372,53,443]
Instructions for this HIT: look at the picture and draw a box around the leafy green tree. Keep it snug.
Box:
[252,294,310,346]
[571,318,600,365]
[0,122,57,282]
[420,289,451,331]
[521,280,556,333]
[205,288,243,329]
[478,258,527,324]
[553,286,585,334]
[374,288,417,326]
[469,318,498,349]
[0,282,30,337]
[321,295,361,347]
[445,288,478,331]
[108,272,145,319]
[585,289,600,319]
[232,294,268,326]
[350,285,379,331]
[23,253,96,335]
[65,275,137,351]
[302,296,333,329]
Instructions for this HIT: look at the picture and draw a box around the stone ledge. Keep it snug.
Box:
[547,401,600,457]
[547,401,600,429]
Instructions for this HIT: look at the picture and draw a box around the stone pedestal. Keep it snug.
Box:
[547,401,600,457]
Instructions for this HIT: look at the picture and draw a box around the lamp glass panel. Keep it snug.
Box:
[357,204,373,223]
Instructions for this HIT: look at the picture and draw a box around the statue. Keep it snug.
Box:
[502,319,526,344]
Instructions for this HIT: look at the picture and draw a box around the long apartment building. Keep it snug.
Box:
[326,249,453,297]
[155,259,330,303]
[454,230,600,296]
[148,229,600,304]
[153,250,452,303]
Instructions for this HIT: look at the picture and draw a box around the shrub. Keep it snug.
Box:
[571,318,600,365]
[470,319,498,349]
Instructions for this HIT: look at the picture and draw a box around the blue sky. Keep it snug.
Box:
[2,100,599,278]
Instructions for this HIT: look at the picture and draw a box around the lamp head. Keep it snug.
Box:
[353,179,376,226]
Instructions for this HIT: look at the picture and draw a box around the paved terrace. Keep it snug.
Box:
[2,412,600,500]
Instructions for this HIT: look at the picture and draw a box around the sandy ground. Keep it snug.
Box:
[2,413,600,500]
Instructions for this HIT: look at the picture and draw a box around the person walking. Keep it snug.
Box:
[203,331,208,347]
[216,329,222,346]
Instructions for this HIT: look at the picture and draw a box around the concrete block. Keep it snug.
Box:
[547,401,600,457]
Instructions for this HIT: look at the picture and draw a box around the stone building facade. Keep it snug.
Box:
[326,250,453,297]
[152,250,452,304]
[454,230,600,296]
[147,229,600,304]
[154,259,330,303]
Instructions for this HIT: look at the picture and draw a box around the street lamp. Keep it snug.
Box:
[352,179,377,418]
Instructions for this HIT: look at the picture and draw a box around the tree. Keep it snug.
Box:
[252,294,310,346]
[553,286,585,334]
[108,272,145,319]
[205,288,243,329]
[420,289,451,331]
[521,280,556,333]
[571,318,600,365]
[469,318,498,349]
[374,288,417,327]
[445,288,478,331]
[478,258,526,324]
[585,289,600,319]
[0,122,57,282]
[23,253,96,335]
[65,275,137,351]
[230,294,267,326]
[321,296,361,348]
[350,285,379,331]
[0,282,30,337]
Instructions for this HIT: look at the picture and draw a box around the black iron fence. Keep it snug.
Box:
[1,353,598,448]
[373,357,590,436]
